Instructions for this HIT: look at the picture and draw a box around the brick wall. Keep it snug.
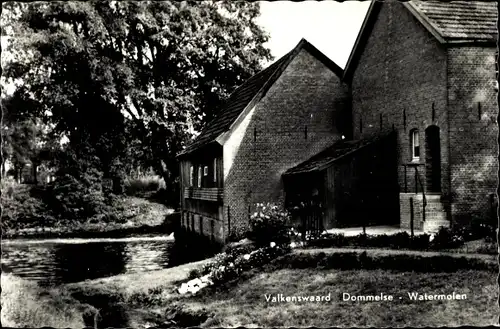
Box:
[400,193,425,231]
[447,46,498,227]
[350,1,450,218]
[223,48,349,237]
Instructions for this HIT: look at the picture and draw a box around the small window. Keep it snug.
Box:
[411,129,420,160]
[203,166,208,176]
[197,166,202,188]
[213,158,217,182]
[189,166,194,186]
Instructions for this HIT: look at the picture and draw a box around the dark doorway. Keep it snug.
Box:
[425,126,441,193]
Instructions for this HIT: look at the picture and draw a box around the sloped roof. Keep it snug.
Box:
[406,1,498,43]
[178,39,343,157]
[283,134,390,175]
[178,53,293,156]
[344,0,498,81]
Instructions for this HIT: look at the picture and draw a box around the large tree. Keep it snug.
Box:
[2,1,272,196]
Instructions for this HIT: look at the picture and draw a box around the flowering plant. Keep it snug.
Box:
[248,202,291,247]
[178,243,291,294]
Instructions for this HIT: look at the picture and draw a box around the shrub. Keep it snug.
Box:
[306,231,431,251]
[388,232,411,249]
[410,234,431,250]
[0,182,55,231]
[430,226,465,250]
[476,242,498,255]
[248,203,290,247]
[123,175,165,197]
[273,250,497,272]
[182,243,291,292]
[307,233,347,248]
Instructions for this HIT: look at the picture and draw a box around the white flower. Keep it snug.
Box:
[270,242,276,248]
[190,278,202,286]
[178,283,189,294]
[429,234,435,242]
[290,242,296,248]
[243,254,250,260]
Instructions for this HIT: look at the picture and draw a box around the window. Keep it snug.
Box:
[203,166,208,176]
[411,129,420,160]
[197,166,202,187]
[189,166,194,186]
[213,158,217,182]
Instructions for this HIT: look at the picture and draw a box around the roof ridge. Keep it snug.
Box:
[178,39,344,157]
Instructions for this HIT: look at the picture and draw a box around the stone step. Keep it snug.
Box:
[424,219,450,233]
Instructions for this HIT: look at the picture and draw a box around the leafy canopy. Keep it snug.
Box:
[2,1,272,199]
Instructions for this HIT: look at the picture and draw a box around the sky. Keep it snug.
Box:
[256,1,371,68]
[1,1,370,95]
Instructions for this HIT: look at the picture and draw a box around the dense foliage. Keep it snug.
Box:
[1,1,272,216]
[181,243,291,294]
[248,203,291,247]
[306,226,496,254]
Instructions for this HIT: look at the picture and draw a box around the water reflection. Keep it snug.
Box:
[1,236,175,286]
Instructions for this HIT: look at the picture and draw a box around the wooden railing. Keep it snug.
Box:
[402,163,427,223]
[184,187,223,202]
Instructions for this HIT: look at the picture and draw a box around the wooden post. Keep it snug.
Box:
[410,197,414,239]
[210,219,215,243]
[362,198,366,235]
[227,205,231,236]
[490,194,495,224]
[404,165,407,193]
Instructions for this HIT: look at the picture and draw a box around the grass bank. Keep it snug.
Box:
[59,248,497,328]
[170,268,497,327]
[1,274,92,328]
[2,196,177,240]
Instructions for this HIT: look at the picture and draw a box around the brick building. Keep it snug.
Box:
[178,1,498,243]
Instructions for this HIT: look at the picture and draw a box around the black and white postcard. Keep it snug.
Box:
[1,1,498,328]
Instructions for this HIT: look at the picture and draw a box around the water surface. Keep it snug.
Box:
[1,234,176,286]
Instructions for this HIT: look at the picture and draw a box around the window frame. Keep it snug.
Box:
[213,158,217,183]
[410,129,420,161]
[189,165,194,187]
[197,166,202,188]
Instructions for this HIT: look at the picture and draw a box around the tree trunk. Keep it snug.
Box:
[33,164,38,184]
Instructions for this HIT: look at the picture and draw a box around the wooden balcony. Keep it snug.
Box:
[184,187,223,202]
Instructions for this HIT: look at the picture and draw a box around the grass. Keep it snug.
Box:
[170,268,497,327]
[59,248,497,328]
[61,258,214,328]
[1,274,92,328]
[4,246,497,328]
[2,196,175,239]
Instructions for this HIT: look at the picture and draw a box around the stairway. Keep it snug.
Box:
[423,194,450,233]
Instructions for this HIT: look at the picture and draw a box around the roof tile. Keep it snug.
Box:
[412,0,498,42]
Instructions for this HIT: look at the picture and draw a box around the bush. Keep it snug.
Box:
[184,243,291,290]
[0,182,55,231]
[307,232,432,251]
[273,250,497,273]
[307,233,347,248]
[475,242,498,255]
[123,175,165,197]
[208,245,290,285]
[248,203,290,247]
[430,226,465,250]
